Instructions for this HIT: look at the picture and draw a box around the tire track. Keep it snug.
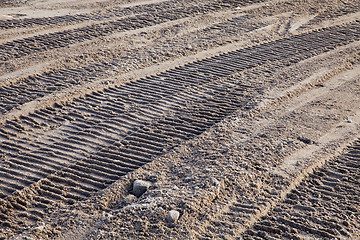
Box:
[0,0,254,62]
[0,58,257,232]
[242,140,360,239]
[298,1,360,30]
[0,14,266,116]
[0,0,277,31]
[0,0,172,30]
[0,21,360,233]
[0,0,26,7]
[0,0,226,30]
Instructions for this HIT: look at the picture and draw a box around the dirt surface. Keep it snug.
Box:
[0,0,360,239]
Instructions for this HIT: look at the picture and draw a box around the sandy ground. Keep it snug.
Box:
[0,0,360,239]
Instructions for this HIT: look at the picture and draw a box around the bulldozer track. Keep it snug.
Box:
[0,0,262,30]
[298,1,360,30]
[0,0,262,62]
[242,140,360,239]
[0,14,266,115]
[0,20,359,233]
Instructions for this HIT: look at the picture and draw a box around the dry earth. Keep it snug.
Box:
[0,0,359,239]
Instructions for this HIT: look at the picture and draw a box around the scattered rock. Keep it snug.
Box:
[133,180,152,197]
[297,136,313,144]
[184,177,194,183]
[166,210,180,224]
[34,224,44,230]
[210,177,220,186]
[101,212,114,221]
[346,119,352,123]
[32,223,45,233]
[18,237,34,240]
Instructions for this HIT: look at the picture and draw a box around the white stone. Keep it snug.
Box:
[166,210,180,224]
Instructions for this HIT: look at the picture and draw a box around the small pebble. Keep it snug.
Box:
[166,210,180,224]
[184,177,194,183]
[133,180,152,197]
[347,119,352,123]
[33,223,45,231]
[210,177,220,186]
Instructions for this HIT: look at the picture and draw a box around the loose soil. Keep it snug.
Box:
[0,0,359,239]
